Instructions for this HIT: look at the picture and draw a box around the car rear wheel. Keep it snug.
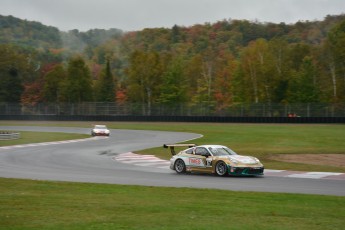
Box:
[174,159,186,173]
[215,161,227,176]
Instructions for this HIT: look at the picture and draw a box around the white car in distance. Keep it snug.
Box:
[91,125,110,136]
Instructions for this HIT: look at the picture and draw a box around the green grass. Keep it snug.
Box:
[0,178,344,230]
[1,121,344,172]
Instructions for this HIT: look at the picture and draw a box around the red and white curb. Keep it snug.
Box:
[112,152,170,169]
[113,152,345,180]
[0,136,107,150]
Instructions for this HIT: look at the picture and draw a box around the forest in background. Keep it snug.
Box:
[0,14,345,115]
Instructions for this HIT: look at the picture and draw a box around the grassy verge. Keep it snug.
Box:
[0,121,344,172]
[0,178,344,230]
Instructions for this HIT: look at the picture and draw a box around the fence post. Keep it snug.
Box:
[307,103,310,117]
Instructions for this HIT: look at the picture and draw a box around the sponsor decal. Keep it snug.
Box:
[189,158,204,166]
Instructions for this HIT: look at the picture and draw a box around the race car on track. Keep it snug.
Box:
[164,144,264,176]
[91,125,110,136]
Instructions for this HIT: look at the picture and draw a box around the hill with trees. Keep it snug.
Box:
[0,14,344,116]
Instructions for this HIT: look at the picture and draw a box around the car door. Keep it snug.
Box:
[188,147,211,173]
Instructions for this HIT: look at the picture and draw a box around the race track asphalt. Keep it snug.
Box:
[0,126,344,196]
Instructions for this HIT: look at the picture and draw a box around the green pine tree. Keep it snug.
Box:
[95,59,115,102]
[63,56,93,103]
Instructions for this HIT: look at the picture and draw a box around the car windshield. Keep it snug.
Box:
[95,125,107,129]
[208,147,237,156]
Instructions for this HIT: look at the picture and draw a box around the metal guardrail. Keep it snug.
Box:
[0,131,20,140]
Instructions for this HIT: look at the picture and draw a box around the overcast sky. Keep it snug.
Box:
[1,0,345,32]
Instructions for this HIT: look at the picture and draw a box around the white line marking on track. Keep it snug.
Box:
[117,159,167,163]
[134,161,170,166]
[287,172,343,179]
[264,169,286,173]
[0,137,105,150]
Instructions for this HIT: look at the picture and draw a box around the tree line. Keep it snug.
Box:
[0,14,344,114]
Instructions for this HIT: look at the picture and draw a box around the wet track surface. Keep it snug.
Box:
[0,126,344,196]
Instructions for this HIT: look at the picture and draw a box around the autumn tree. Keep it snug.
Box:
[21,80,44,105]
[239,39,273,103]
[184,54,203,100]
[42,64,67,102]
[268,38,291,103]
[323,19,345,102]
[157,57,187,105]
[213,51,238,113]
[187,47,219,106]
[288,56,320,102]
[126,50,163,115]
[191,56,214,104]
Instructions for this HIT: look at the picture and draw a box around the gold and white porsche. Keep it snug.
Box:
[164,144,264,176]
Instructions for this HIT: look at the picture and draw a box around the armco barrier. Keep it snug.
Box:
[0,131,20,140]
[0,115,344,123]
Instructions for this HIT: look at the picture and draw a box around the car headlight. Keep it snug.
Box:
[254,158,260,163]
[229,158,238,164]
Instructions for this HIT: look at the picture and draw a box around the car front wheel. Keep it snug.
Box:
[215,161,227,176]
[174,159,186,173]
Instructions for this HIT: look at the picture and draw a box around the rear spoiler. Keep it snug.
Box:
[163,144,196,156]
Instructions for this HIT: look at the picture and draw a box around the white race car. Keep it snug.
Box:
[91,125,110,136]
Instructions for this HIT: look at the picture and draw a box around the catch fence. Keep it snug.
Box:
[0,102,344,117]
